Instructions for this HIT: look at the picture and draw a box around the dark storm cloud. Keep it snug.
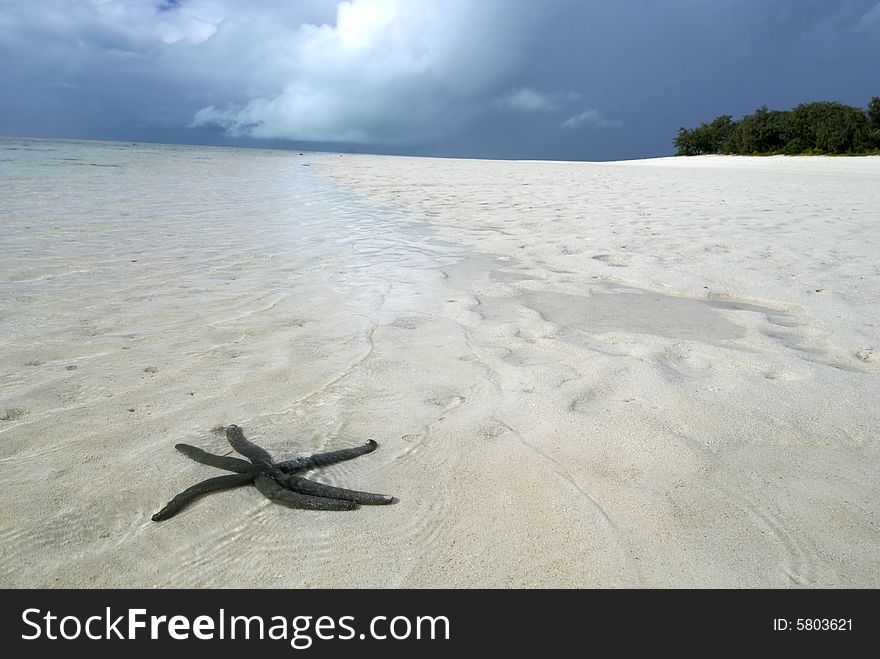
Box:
[0,0,877,160]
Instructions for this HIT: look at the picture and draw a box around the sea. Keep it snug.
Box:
[0,136,460,362]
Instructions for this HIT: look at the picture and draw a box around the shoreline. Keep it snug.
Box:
[2,142,878,587]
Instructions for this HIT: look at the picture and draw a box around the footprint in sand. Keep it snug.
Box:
[1,408,27,421]
[592,254,629,267]
[424,394,466,409]
[855,348,876,363]
[568,389,596,413]
[764,369,801,381]
[390,316,426,330]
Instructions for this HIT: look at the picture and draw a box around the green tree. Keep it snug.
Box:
[674,126,700,156]
[677,97,880,156]
[723,106,793,154]
[791,102,870,153]
[867,96,880,131]
[868,97,880,148]
[704,115,736,152]
[674,115,736,155]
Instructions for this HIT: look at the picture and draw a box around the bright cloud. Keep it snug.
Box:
[498,88,560,112]
[857,2,880,29]
[561,108,620,129]
[0,0,547,144]
[183,0,541,143]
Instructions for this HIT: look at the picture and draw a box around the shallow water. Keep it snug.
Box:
[0,138,475,587]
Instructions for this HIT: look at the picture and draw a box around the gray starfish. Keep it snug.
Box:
[152,425,395,521]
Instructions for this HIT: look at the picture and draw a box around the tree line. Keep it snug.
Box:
[674,97,880,156]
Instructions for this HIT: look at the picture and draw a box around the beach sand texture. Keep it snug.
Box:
[1,139,878,587]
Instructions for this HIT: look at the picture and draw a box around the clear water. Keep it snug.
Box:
[0,137,477,587]
[0,138,467,368]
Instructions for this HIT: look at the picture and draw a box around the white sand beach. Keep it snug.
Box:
[1,140,878,587]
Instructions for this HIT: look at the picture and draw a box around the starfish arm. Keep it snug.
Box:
[277,439,379,473]
[281,474,395,505]
[151,473,255,521]
[225,425,274,465]
[175,444,260,474]
[253,474,358,511]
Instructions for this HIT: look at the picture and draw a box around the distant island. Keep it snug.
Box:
[675,97,880,156]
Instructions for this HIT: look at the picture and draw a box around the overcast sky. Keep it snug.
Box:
[1,0,878,160]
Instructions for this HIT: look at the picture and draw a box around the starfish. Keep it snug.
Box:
[152,424,395,521]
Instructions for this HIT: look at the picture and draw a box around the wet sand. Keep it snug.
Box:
[1,142,878,587]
